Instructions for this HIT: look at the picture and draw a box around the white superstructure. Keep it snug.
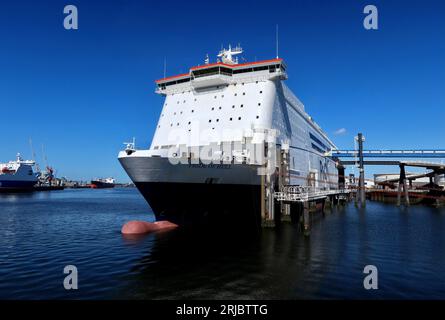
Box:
[0,154,38,189]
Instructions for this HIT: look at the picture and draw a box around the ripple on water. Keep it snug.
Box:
[1,190,445,299]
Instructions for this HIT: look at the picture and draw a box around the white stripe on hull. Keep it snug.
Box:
[119,155,261,186]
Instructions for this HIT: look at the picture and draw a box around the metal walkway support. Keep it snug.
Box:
[274,186,353,236]
[357,133,366,208]
[397,164,410,206]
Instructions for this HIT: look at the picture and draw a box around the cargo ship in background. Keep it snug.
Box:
[119,46,338,227]
[0,154,38,192]
[90,178,115,189]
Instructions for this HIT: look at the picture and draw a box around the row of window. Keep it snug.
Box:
[309,132,329,152]
[158,64,280,90]
[164,102,262,117]
[166,90,263,106]
[160,115,261,129]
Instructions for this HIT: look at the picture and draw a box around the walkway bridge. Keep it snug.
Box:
[327,133,445,207]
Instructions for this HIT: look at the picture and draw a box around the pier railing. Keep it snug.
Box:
[274,186,352,202]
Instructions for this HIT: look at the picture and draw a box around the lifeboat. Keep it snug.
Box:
[1,167,16,174]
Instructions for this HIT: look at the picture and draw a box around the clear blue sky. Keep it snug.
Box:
[0,0,444,182]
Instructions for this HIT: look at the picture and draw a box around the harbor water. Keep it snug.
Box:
[0,188,444,299]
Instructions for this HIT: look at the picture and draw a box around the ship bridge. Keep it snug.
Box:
[155,47,287,94]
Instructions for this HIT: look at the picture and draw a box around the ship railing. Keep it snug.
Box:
[274,186,352,202]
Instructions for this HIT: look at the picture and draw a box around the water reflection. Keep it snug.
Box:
[1,189,445,299]
[115,203,445,299]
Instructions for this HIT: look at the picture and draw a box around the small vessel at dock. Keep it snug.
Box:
[90,178,115,189]
[0,154,38,192]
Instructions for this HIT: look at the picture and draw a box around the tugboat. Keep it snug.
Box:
[90,178,115,189]
[0,154,38,192]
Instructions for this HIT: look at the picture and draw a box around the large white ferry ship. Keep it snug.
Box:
[119,46,338,227]
[0,154,38,191]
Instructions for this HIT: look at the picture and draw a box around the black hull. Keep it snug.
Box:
[91,181,115,189]
[135,182,262,230]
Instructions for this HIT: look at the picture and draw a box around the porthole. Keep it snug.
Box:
[177,123,179,126]
[219,106,222,110]
[216,119,219,122]
[258,103,261,106]
[260,91,263,94]
[238,117,241,120]
[230,117,233,121]
[240,104,244,108]
[256,116,259,119]
[209,120,212,123]
[232,105,235,109]
[234,93,237,96]
[211,107,214,111]
[191,110,194,113]
[188,121,191,125]
[242,92,246,96]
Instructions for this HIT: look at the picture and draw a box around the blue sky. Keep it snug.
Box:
[0,0,444,182]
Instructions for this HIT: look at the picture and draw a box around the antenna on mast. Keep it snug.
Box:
[41,144,48,169]
[29,138,40,172]
[276,24,279,58]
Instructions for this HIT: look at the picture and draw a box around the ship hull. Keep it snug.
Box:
[90,181,115,189]
[119,155,262,229]
[135,182,261,229]
[0,180,36,193]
